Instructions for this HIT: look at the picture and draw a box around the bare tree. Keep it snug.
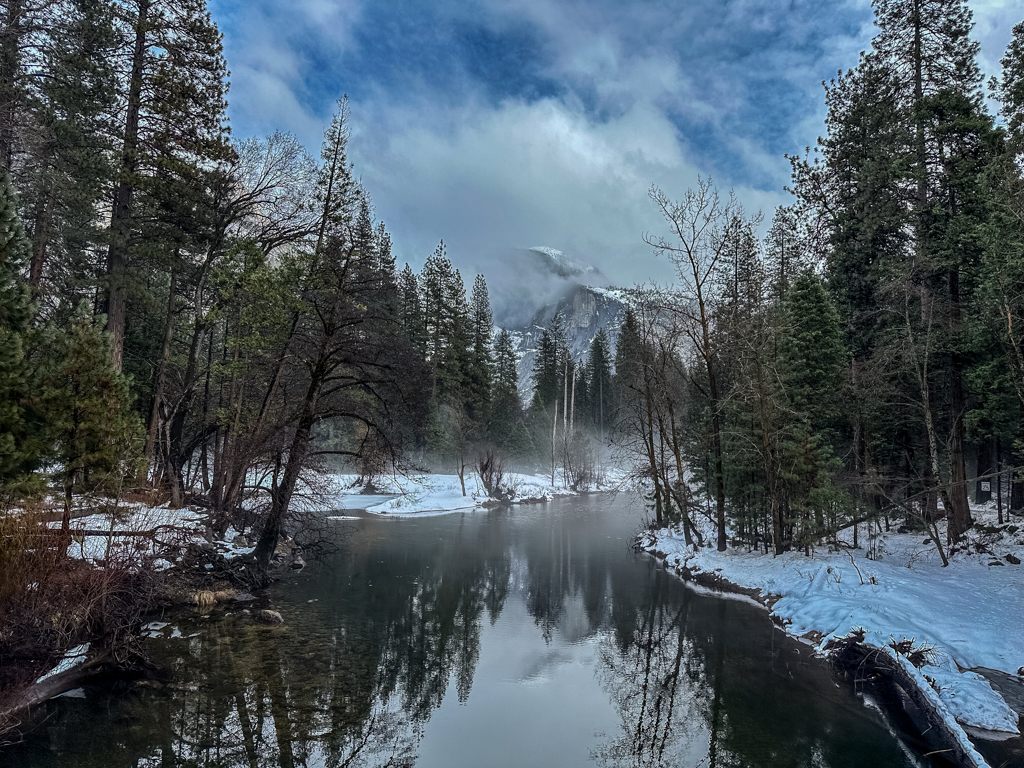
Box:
[645,179,742,551]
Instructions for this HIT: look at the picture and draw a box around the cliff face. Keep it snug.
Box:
[506,283,627,399]
[485,246,627,399]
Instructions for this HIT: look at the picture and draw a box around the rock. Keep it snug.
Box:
[231,533,249,546]
[231,591,258,603]
[273,537,295,558]
[1006,553,1021,565]
[988,560,1006,567]
[257,609,284,625]
[289,556,306,571]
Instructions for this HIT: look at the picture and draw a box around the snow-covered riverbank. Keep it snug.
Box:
[324,470,622,516]
[638,506,1024,761]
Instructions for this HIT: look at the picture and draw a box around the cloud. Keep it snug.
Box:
[213,0,1020,289]
[350,89,790,289]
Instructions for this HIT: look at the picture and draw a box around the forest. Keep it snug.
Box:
[0,0,1023,763]
[613,1,1024,564]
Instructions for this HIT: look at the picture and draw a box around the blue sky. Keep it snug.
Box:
[210,0,1020,285]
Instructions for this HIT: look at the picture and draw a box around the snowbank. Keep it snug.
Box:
[49,503,205,565]
[322,470,622,516]
[640,505,1024,744]
[52,502,254,567]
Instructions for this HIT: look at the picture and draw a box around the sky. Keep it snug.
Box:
[209,0,1021,287]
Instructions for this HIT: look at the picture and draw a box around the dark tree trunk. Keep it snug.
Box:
[0,0,22,170]
[103,0,150,371]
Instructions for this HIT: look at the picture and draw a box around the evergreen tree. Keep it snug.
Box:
[587,329,613,436]
[776,271,848,545]
[778,272,846,438]
[998,21,1024,153]
[399,262,426,354]
[613,308,642,417]
[489,329,528,452]
[529,313,566,412]
[0,170,36,491]
[103,0,232,371]
[40,306,143,530]
[466,274,493,423]
[20,0,117,312]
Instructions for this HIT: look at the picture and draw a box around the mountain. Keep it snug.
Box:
[490,247,627,399]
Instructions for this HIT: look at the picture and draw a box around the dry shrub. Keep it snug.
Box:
[0,510,156,693]
[563,433,599,492]
[477,449,511,500]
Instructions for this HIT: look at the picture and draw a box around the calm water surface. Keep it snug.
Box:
[11,495,923,767]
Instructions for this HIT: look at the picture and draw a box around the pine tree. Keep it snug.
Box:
[0,170,36,491]
[489,329,528,452]
[587,329,613,436]
[870,0,993,541]
[530,313,566,412]
[613,308,642,416]
[103,0,232,371]
[778,272,846,438]
[420,241,452,366]
[40,305,143,530]
[998,21,1024,153]
[437,265,470,405]
[466,274,493,423]
[20,0,117,311]
[777,271,848,546]
[399,262,426,354]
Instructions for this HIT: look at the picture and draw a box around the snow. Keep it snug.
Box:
[323,470,622,516]
[641,505,1024,742]
[50,503,205,566]
[887,648,993,766]
[51,500,264,569]
[35,643,90,684]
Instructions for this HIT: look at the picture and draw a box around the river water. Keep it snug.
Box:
[11,495,926,768]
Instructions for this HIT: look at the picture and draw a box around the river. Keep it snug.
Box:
[11,494,928,767]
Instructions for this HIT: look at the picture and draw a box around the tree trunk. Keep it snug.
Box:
[28,167,53,293]
[708,370,727,551]
[0,0,22,170]
[141,270,176,485]
[254,370,321,574]
[103,0,150,371]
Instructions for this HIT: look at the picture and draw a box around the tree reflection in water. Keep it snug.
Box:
[12,499,915,768]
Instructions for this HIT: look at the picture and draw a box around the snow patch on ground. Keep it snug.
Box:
[323,470,623,516]
[641,504,1024,741]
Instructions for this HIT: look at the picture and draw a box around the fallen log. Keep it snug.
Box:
[0,649,111,740]
[827,633,992,768]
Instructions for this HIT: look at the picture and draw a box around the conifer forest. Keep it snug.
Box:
[1,1,1023,767]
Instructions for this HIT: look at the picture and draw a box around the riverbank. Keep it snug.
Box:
[12,468,617,719]
[638,505,1024,766]
[324,469,622,516]
[9,493,930,768]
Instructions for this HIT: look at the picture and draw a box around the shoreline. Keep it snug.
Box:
[638,528,1023,768]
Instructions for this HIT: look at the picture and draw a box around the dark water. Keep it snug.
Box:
[10,495,923,768]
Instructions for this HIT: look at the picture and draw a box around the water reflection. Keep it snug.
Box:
[12,497,916,768]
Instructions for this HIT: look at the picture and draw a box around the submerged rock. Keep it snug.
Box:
[257,609,284,625]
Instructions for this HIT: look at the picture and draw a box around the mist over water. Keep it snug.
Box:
[479,247,610,330]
